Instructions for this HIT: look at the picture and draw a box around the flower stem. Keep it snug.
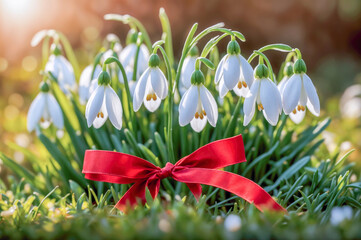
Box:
[132,33,143,82]
[154,45,175,164]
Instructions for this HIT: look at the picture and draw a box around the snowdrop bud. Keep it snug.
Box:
[191,70,205,85]
[189,46,199,57]
[227,40,241,55]
[97,71,111,85]
[50,43,62,56]
[224,214,242,232]
[126,29,138,45]
[148,54,160,67]
[39,81,50,92]
[294,59,307,74]
[254,64,269,79]
[283,62,294,77]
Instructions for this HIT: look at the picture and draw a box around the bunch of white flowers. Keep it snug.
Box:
[27,26,320,134]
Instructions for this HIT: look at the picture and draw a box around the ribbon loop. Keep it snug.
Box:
[83,134,286,213]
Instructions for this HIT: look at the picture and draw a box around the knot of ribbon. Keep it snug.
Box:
[156,162,174,179]
[82,134,286,213]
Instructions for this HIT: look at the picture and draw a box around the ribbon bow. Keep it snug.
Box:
[82,134,286,212]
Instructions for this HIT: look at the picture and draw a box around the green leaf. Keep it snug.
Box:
[198,57,215,70]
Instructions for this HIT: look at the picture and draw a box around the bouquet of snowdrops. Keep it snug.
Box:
[21,8,325,209]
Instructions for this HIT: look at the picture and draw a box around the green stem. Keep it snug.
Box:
[254,51,275,83]
[294,48,302,59]
[248,43,293,63]
[41,36,50,69]
[154,45,175,163]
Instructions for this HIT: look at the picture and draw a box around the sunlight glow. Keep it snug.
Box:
[1,0,34,16]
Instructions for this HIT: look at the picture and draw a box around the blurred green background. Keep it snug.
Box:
[0,0,360,178]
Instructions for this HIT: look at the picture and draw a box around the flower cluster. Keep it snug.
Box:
[27,25,320,134]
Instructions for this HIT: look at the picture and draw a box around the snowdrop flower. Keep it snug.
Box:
[79,64,102,104]
[224,214,242,232]
[179,70,218,132]
[45,44,76,95]
[330,206,353,225]
[278,62,305,124]
[85,71,123,130]
[119,29,150,76]
[133,54,168,112]
[243,64,282,126]
[180,46,198,90]
[282,59,320,120]
[215,40,253,98]
[27,82,64,132]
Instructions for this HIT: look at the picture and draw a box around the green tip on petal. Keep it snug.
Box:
[227,40,241,55]
[39,81,50,92]
[126,29,138,45]
[294,59,307,74]
[254,64,269,79]
[98,71,111,85]
[191,70,205,85]
[148,54,160,67]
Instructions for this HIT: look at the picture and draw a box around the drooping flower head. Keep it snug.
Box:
[179,46,198,94]
[282,59,320,122]
[45,43,76,95]
[119,29,150,78]
[133,54,168,112]
[243,64,282,126]
[215,40,254,98]
[85,70,123,130]
[79,64,102,105]
[179,70,218,132]
[278,62,305,124]
[27,82,64,132]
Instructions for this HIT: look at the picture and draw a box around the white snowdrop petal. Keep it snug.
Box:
[138,44,150,74]
[92,101,108,128]
[144,96,161,112]
[105,86,123,130]
[190,116,207,132]
[27,93,46,131]
[159,68,168,99]
[303,74,320,116]
[133,68,150,112]
[278,76,288,96]
[223,55,240,90]
[120,44,137,68]
[282,74,302,114]
[47,93,64,129]
[260,79,281,126]
[290,108,306,124]
[199,85,218,127]
[243,103,255,126]
[79,65,93,104]
[150,68,165,99]
[243,80,260,116]
[179,85,199,126]
[181,56,196,89]
[143,80,162,112]
[86,86,105,127]
[239,55,254,87]
[233,83,250,98]
[215,55,226,84]
[219,79,229,98]
[58,56,76,88]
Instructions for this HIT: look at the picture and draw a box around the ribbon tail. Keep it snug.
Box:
[185,183,202,201]
[115,181,147,211]
[174,169,286,213]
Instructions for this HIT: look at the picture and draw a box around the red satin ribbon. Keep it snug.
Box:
[82,134,286,212]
